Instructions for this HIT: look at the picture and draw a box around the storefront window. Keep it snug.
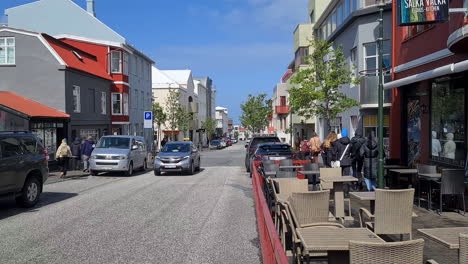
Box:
[0,109,28,131]
[431,80,465,165]
[363,115,390,157]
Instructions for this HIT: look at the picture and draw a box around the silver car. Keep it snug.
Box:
[154,141,201,175]
[89,135,148,176]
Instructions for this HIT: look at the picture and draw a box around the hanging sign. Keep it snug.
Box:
[397,0,449,26]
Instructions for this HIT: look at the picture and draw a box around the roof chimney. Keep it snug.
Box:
[86,0,96,17]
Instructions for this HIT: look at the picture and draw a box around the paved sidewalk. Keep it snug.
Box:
[47,170,90,185]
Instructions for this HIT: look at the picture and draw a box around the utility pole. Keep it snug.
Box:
[377,0,385,188]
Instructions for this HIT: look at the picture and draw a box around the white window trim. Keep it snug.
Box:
[0,37,15,65]
[110,51,122,74]
[112,92,122,115]
[363,41,391,75]
[101,92,107,115]
[72,85,81,113]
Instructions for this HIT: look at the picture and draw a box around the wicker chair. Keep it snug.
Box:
[281,191,344,263]
[319,168,341,190]
[432,169,466,215]
[349,239,424,264]
[359,188,415,240]
[417,164,437,208]
[460,233,468,264]
[271,179,308,232]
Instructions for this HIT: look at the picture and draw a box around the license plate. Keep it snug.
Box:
[165,165,176,169]
[270,157,286,161]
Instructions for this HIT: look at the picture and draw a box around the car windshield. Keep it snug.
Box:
[161,143,190,153]
[256,145,291,154]
[251,137,280,147]
[95,137,130,149]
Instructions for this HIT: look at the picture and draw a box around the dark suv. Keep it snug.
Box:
[0,131,49,207]
[244,136,280,172]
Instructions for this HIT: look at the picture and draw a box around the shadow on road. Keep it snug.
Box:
[0,192,78,221]
[155,168,206,177]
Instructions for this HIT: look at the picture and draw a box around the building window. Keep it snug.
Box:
[80,129,98,141]
[112,93,122,115]
[330,117,342,134]
[72,85,81,113]
[280,96,286,106]
[344,0,350,18]
[331,11,337,32]
[431,79,465,165]
[350,47,357,77]
[101,92,107,115]
[363,40,391,75]
[351,0,358,11]
[0,37,15,65]
[123,93,129,115]
[123,52,129,75]
[405,24,432,39]
[337,5,343,26]
[110,51,122,73]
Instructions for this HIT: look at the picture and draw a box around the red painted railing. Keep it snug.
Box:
[251,161,289,264]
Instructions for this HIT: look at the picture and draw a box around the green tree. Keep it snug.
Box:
[289,39,359,134]
[240,94,271,133]
[177,105,192,138]
[151,102,167,150]
[165,89,183,141]
[201,117,217,143]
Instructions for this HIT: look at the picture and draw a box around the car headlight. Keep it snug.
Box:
[182,156,190,160]
[119,156,128,160]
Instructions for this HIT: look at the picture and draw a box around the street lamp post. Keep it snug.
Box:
[377,0,385,188]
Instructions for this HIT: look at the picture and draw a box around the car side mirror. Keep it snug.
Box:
[132,145,138,150]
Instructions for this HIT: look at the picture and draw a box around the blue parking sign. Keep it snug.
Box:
[144,111,152,129]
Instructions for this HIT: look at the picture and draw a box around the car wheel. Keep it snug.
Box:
[16,176,41,208]
[141,159,147,171]
[154,169,161,176]
[187,162,195,175]
[90,170,98,176]
[125,162,133,176]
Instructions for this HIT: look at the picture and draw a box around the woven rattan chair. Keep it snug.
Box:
[319,168,341,190]
[460,233,468,264]
[349,239,424,264]
[359,188,415,240]
[271,179,308,232]
[432,169,466,215]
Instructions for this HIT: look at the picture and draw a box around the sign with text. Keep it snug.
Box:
[397,0,449,26]
[144,111,152,129]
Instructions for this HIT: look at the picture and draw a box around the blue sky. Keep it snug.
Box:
[0,0,309,123]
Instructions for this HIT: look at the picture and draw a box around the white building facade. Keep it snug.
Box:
[215,107,229,137]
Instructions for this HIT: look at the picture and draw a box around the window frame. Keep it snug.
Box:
[112,93,122,115]
[72,85,81,113]
[363,40,391,76]
[110,51,122,74]
[0,37,15,65]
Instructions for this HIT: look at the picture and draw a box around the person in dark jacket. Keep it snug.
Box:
[350,128,367,189]
[321,132,337,167]
[332,128,352,175]
[81,136,94,172]
[71,137,82,170]
[360,134,379,191]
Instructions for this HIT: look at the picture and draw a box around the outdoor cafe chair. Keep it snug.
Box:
[271,179,308,231]
[417,164,437,208]
[432,169,466,215]
[359,188,415,240]
[425,233,468,264]
[319,168,341,190]
[349,239,424,264]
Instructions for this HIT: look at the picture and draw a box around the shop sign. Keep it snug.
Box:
[397,0,449,26]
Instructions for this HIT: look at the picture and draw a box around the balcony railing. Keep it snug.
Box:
[275,105,290,115]
[359,74,392,106]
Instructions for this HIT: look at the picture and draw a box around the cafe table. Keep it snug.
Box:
[321,176,357,221]
[296,227,384,264]
[417,173,441,209]
[389,169,418,188]
[418,227,468,249]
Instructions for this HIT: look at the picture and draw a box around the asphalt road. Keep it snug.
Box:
[0,143,261,264]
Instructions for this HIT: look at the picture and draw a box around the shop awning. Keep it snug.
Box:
[0,92,69,118]
[164,131,180,135]
[384,59,468,90]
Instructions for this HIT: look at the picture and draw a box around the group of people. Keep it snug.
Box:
[296,128,380,191]
[55,136,95,178]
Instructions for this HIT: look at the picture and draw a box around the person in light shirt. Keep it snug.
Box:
[431,131,441,157]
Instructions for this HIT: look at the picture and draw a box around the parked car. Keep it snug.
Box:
[245,136,280,172]
[0,131,49,207]
[220,138,227,148]
[249,143,294,168]
[89,135,148,176]
[226,139,232,147]
[231,138,238,144]
[154,141,201,175]
[210,140,221,149]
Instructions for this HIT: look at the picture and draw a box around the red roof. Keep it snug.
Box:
[0,92,70,118]
[42,34,112,81]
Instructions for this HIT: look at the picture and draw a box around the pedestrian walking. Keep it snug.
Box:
[308,132,322,163]
[161,136,168,148]
[81,136,94,172]
[350,128,367,189]
[321,132,337,168]
[299,136,311,160]
[294,132,301,152]
[71,137,82,170]
[56,138,72,178]
[332,128,352,175]
[360,134,379,191]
